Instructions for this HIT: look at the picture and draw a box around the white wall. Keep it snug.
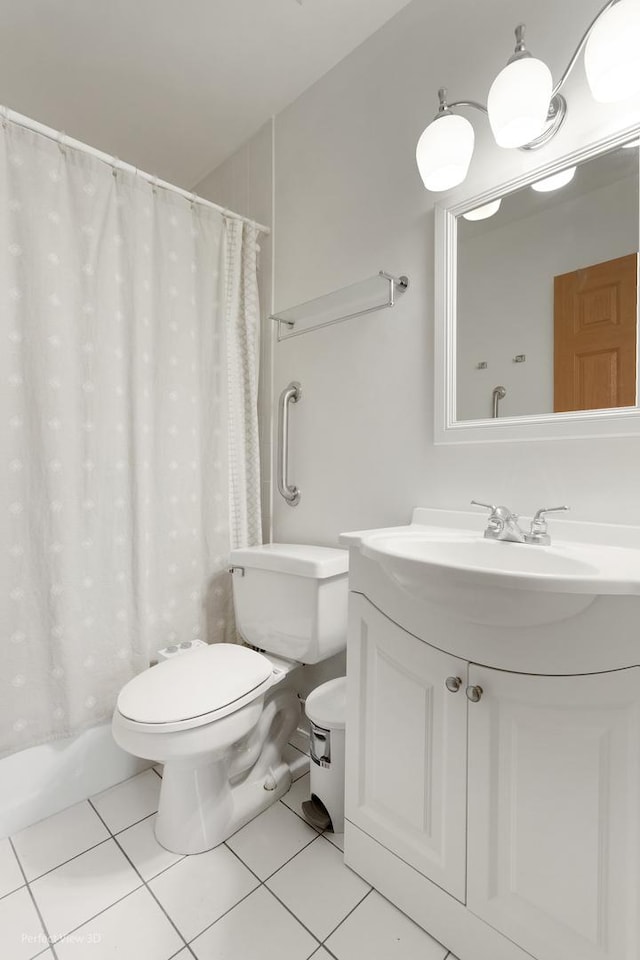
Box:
[201,0,640,544]
[273,0,640,540]
[457,174,638,420]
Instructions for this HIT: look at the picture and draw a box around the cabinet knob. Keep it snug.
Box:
[445,676,462,693]
[465,685,483,703]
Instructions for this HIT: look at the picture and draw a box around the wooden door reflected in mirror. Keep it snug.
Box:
[554,253,638,412]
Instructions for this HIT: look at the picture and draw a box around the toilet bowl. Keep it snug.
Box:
[112,543,348,854]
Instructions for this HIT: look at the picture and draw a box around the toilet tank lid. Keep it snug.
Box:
[230,543,348,579]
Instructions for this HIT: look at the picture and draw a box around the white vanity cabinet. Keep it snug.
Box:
[467,664,640,960]
[345,586,640,960]
[346,594,468,901]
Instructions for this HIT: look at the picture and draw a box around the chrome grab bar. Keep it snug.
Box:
[492,385,506,418]
[277,381,301,506]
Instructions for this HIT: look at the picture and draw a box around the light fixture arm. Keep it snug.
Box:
[447,100,489,116]
[551,0,621,98]
[417,0,637,191]
[433,0,624,153]
[434,87,488,120]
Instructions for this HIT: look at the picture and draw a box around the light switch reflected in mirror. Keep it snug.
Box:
[456,141,639,423]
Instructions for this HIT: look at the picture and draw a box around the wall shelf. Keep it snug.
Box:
[270,270,409,341]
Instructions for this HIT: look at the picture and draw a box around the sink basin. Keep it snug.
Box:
[360,528,640,627]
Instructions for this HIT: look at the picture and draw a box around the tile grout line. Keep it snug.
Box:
[224,828,322,886]
[320,887,374,952]
[21,809,149,953]
[21,783,318,954]
[219,838,333,950]
[225,814,368,950]
[205,841,325,955]
[225,832,372,955]
[322,833,345,853]
[279,796,324,834]
[222,841,266,885]
[10,811,188,890]
[262,831,344,887]
[12,767,360,959]
[259,885,324,952]
[186,884,261,951]
[45,885,147,951]
[110,807,166,837]
[319,944,340,960]
[8,836,61,960]
[220,780,313,845]
[11,834,112,886]
[256,830,321,885]
[87,799,198,958]
[0,880,25,903]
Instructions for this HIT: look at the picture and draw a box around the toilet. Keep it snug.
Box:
[112,543,348,854]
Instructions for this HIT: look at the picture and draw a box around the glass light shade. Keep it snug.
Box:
[416,113,475,192]
[462,199,502,221]
[531,166,576,192]
[585,0,640,103]
[488,57,553,148]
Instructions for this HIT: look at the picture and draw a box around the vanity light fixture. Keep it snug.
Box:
[462,198,502,220]
[415,93,475,191]
[416,0,640,192]
[530,165,577,192]
[584,0,640,101]
[487,25,553,149]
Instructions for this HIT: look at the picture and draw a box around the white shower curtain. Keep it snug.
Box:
[1,120,262,757]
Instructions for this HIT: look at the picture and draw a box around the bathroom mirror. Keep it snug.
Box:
[434,124,640,443]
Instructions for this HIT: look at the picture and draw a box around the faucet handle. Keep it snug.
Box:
[527,505,569,544]
[532,505,569,526]
[471,500,497,513]
[471,500,517,519]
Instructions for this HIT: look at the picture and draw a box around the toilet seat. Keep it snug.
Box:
[116,643,279,734]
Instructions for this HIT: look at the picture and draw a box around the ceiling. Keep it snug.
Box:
[0,0,413,189]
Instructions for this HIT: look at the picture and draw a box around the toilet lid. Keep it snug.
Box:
[117,644,273,725]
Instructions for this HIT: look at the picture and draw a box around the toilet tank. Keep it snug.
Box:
[229,544,349,664]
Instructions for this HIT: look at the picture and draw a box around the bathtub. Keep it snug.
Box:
[0,723,149,838]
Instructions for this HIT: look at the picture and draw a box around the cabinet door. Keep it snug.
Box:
[345,594,468,901]
[467,665,640,960]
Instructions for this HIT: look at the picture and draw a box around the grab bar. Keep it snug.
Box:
[277,381,301,506]
[492,385,506,418]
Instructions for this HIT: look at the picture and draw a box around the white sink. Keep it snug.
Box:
[359,527,640,627]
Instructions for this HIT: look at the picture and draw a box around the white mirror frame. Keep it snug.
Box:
[434,121,640,444]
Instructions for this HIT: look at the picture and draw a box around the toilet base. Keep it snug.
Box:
[153,687,300,854]
[155,756,292,854]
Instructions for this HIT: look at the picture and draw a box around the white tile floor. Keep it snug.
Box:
[0,745,456,960]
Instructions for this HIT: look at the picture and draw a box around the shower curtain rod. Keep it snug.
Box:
[0,105,271,236]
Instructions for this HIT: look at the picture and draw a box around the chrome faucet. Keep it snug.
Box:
[471,501,525,542]
[471,501,569,545]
